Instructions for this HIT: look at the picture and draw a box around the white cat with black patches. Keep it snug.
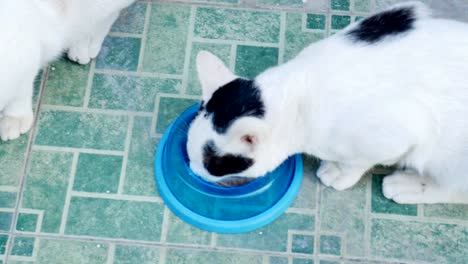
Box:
[0,0,135,141]
[187,2,468,204]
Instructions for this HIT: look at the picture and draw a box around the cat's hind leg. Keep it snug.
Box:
[383,171,468,204]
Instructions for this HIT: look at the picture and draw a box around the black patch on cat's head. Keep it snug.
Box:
[203,78,265,134]
[202,140,254,177]
[347,6,416,43]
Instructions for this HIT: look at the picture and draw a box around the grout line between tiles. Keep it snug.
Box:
[0,186,18,192]
[117,116,135,194]
[70,191,163,203]
[180,6,197,95]
[210,233,217,248]
[229,44,237,71]
[59,152,79,234]
[159,246,168,264]
[313,173,322,264]
[160,206,170,243]
[137,2,152,72]
[5,66,49,264]
[95,68,183,80]
[371,212,468,226]
[192,37,280,48]
[108,32,143,38]
[40,104,154,117]
[107,243,116,264]
[32,145,125,156]
[364,175,372,257]
[82,60,96,108]
[278,11,286,64]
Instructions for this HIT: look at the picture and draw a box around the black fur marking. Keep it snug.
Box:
[204,79,265,134]
[347,7,416,43]
[203,140,253,177]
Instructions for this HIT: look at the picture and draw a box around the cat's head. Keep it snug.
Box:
[187,51,273,185]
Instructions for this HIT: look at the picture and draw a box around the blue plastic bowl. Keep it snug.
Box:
[154,104,303,233]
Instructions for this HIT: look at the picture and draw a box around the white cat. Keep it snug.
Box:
[0,0,135,141]
[187,2,468,204]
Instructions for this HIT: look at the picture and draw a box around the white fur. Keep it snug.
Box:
[0,0,135,141]
[188,2,468,204]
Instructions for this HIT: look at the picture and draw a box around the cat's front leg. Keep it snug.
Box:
[67,12,120,65]
[0,88,33,141]
[317,161,371,190]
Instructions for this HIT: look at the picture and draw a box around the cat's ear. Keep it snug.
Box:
[197,51,236,101]
[228,117,270,152]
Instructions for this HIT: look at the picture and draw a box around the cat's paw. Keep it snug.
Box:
[383,172,430,204]
[0,115,33,141]
[67,44,92,65]
[317,161,364,190]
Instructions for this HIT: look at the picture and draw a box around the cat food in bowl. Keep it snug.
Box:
[154,104,303,233]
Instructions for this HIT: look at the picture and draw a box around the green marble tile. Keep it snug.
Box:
[0,192,16,208]
[89,74,179,112]
[320,235,341,255]
[187,42,231,96]
[96,37,141,71]
[217,213,314,251]
[256,0,303,7]
[114,245,159,264]
[0,212,12,231]
[371,174,417,216]
[235,45,278,78]
[73,153,122,193]
[123,117,159,196]
[194,7,280,43]
[424,204,468,220]
[112,2,147,34]
[0,133,28,186]
[11,237,34,257]
[270,256,288,264]
[371,218,468,263]
[16,213,38,232]
[306,14,326,30]
[293,259,314,264]
[331,0,350,10]
[354,0,370,12]
[166,249,263,264]
[320,179,366,257]
[331,15,351,30]
[285,12,325,61]
[43,58,90,107]
[355,16,365,22]
[155,97,199,134]
[166,211,211,245]
[292,156,318,209]
[292,234,314,254]
[36,239,108,264]
[22,151,73,233]
[142,4,190,74]
[35,111,128,150]
[65,197,164,241]
[0,235,8,254]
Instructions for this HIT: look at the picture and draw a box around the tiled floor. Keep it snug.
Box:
[1,0,468,263]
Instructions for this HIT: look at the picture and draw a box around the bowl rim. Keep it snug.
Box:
[154,104,304,233]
